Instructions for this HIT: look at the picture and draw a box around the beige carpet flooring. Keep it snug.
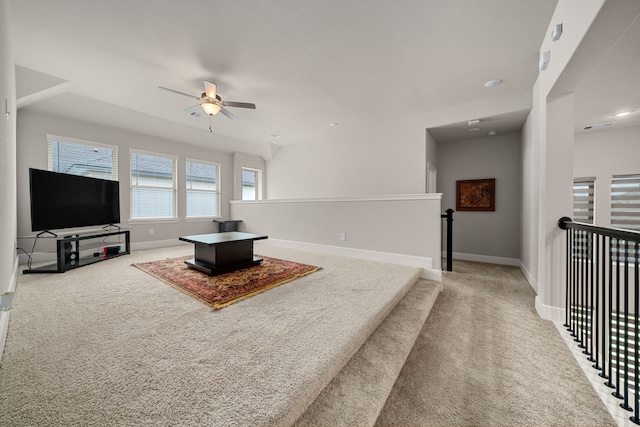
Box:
[375,260,617,427]
[0,243,420,426]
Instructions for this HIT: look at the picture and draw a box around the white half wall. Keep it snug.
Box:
[230,194,443,279]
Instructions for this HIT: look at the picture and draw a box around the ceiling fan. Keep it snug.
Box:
[158,81,256,123]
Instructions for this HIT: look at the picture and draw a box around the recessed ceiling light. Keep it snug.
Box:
[484,79,502,88]
[488,130,497,136]
[269,133,281,139]
[329,122,340,127]
[469,128,480,132]
[468,119,480,126]
[614,110,634,117]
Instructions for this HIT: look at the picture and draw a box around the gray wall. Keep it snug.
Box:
[437,131,522,262]
[16,108,263,254]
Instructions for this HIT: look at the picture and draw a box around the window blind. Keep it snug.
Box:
[242,168,258,201]
[48,136,118,180]
[130,151,176,219]
[186,160,220,218]
[611,174,640,232]
[573,178,595,224]
[572,178,596,260]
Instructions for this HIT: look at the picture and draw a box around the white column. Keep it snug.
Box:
[0,0,18,358]
[535,94,575,321]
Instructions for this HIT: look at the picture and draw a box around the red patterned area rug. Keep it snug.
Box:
[133,255,320,309]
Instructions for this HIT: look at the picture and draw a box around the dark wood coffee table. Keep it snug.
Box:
[179,232,268,276]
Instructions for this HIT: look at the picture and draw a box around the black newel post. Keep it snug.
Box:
[442,208,454,272]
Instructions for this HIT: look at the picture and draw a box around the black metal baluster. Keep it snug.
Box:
[587,232,596,360]
[578,230,587,354]
[632,241,640,424]
[571,230,580,342]
[622,241,632,410]
[606,238,616,388]
[593,234,601,368]
[565,227,571,328]
[600,235,609,379]
[614,239,624,398]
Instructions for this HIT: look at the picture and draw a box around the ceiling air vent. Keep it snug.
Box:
[582,122,616,131]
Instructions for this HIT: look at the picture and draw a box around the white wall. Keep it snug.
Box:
[521,0,609,320]
[574,125,640,226]
[267,92,533,199]
[520,107,540,290]
[0,0,18,361]
[16,109,238,253]
[437,131,522,263]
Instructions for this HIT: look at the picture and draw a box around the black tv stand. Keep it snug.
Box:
[23,229,130,274]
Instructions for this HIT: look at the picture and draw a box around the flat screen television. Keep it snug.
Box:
[29,168,121,232]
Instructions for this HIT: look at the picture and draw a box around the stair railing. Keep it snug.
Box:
[441,209,454,272]
[558,216,640,423]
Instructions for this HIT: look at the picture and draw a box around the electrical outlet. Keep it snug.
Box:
[149,228,154,235]
[340,232,346,241]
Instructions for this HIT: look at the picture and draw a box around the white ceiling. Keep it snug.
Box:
[10,0,637,155]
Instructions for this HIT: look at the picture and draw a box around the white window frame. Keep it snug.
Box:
[47,134,118,180]
[241,167,263,201]
[129,149,178,222]
[185,158,221,219]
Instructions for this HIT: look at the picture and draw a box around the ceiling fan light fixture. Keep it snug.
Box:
[201,102,221,116]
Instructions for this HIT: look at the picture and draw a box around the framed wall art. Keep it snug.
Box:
[456,178,495,211]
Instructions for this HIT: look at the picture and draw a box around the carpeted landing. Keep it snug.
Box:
[0,242,440,426]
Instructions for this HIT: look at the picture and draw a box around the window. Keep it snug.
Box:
[186,159,220,218]
[573,178,595,260]
[573,178,595,224]
[130,150,177,220]
[242,168,262,201]
[611,174,640,232]
[48,135,118,180]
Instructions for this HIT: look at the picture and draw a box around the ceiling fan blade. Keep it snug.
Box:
[203,81,217,99]
[222,101,256,109]
[184,104,206,119]
[220,107,239,120]
[158,86,200,100]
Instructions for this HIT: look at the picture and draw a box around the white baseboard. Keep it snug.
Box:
[519,262,538,293]
[264,239,442,282]
[0,256,19,365]
[131,239,189,251]
[447,251,520,267]
[535,296,565,322]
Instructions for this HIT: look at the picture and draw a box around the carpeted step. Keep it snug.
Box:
[295,278,442,427]
[0,244,431,427]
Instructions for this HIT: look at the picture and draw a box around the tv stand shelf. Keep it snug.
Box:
[24,229,130,274]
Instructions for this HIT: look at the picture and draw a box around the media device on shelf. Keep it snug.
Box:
[29,168,121,233]
[24,169,128,274]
